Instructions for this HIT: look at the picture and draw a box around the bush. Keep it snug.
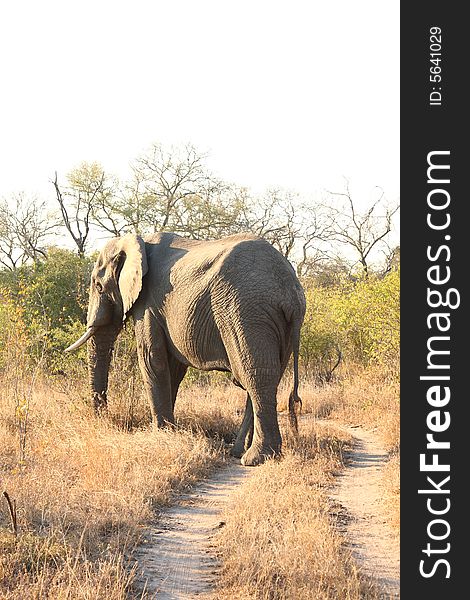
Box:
[335,270,399,367]
[0,248,93,372]
[0,293,30,372]
[300,284,344,381]
[14,247,92,328]
[300,270,399,376]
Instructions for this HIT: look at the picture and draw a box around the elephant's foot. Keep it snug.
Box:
[230,442,245,459]
[230,429,253,459]
[240,443,281,467]
[152,414,176,428]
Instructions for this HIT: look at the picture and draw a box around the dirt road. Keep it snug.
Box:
[328,423,400,598]
[133,422,399,598]
[132,459,253,599]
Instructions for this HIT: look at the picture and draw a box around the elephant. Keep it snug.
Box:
[66,232,306,466]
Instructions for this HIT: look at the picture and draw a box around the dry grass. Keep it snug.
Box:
[1,361,398,598]
[297,366,399,450]
[0,378,231,599]
[175,382,245,443]
[295,365,400,532]
[212,418,379,599]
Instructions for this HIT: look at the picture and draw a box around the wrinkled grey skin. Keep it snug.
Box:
[72,232,306,466]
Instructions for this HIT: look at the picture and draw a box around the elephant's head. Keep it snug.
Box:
[66,234,148,412]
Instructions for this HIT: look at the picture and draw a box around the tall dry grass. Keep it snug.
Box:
[0,375,238,599]
[1,360,398,598]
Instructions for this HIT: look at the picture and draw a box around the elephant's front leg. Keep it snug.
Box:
[231,395,254,458]
[135,316,174,427]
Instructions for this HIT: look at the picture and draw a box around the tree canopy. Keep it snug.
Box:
[0,142,399,278]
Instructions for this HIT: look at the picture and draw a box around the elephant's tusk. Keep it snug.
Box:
[64,327,97,352]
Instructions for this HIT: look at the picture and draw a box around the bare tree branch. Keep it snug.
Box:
[324,181,399,276]
[0,193,56,269]
[53,163,110,256]
[131,143,225,234]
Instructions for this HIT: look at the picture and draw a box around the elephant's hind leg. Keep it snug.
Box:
[231,394,254,458]
[240,378,282,467]
[222,320,282,465]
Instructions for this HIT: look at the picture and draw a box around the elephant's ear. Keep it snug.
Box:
[118,234,148,319]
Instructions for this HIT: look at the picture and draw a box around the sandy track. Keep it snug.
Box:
[132,459,253,599]
[327,423,400,598]
[133,421,399,599]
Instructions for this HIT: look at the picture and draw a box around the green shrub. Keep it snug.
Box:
[300,270,399,376]
[0,248,93,372]
[15,247,92,329]
[2,248,399,387]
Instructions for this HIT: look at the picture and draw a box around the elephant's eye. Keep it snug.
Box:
[96,282,104,294]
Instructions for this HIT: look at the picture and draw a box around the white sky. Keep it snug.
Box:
[1,1,399,211]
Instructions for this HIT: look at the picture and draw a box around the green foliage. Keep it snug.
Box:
[46,320,90,373]
[1,246,399,387]
[67,161,105,192]
[0,293,30,371]
[21,247,92,327]
[300,270,399,376]
[0,248,93,372]
[300,284,342,380]
[338,270,400,366]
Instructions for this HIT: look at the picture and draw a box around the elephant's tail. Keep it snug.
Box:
[288,319,302,434]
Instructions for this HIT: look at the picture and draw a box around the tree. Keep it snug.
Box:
[0,193,56,270]
[90,175,125,237]
[381,245,400,277]
[235,188,331,272]
[131,142,226,234]
[172,186,245,239]
[300,257,353,287]
[0,248,94,374]
[53,162,113,256]
[324,181,399,277]
[0,205,19,271]
[108,167,149,235]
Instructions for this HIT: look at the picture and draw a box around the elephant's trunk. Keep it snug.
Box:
[87,325,121,413]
